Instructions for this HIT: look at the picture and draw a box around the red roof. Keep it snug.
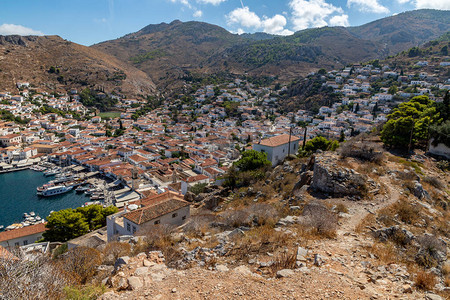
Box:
[258,134,300,147]
[0,223,47,242]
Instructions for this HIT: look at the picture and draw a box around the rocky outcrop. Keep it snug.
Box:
[0,35,35,46]
[311,154,367,196]
[373,226,415,244]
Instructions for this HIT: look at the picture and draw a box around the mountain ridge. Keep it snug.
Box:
[0,35,156,96]
[92,9,450,89]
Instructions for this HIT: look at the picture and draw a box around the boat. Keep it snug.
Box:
[43,168,61,176]
[76,186,89,193]
[90,194,105,201]
[84,189,93,196]
[30,212,35,217]
[37,183,55,194]
[0,225,4,231]
[37,185,73,196]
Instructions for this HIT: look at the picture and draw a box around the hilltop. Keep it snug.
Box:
[92,9,450,89]
[0,35,156,97]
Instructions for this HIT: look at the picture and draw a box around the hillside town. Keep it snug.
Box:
[0,57,448,244]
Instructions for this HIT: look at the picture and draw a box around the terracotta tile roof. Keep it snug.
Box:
[0,223,47,243]
[186,174,209,183]
[123,192,189,225]
[257,134,300,147]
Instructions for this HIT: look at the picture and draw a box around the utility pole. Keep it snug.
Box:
[288,126,292,156]
[302,126,307,149]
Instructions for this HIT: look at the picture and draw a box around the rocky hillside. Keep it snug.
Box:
[379,36,450,80]
[0,35,156,96]
[92,20,246,89]
[3,134,448,299]
[92,9,450,89]
[348,9,450,55]
[97,137,449,299]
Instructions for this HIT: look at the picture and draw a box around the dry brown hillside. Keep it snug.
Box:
[0,35,155,96]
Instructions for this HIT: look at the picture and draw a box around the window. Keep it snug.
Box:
[127,223,131,232]
[283,148,285,153]
[154,220,160,225]
[23,240,28,245]
[182,216,186,220]
[172,213,178,218]
[132,226,136,234]
[15,242,19,246]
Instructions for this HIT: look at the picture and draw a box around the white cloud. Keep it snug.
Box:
[289,0,345,30]
[169,0,192,8]
[0,24,44,36]
[227,6,261,29]
[196,0,226,5]
[193,10,203,17]
[415,0,450,9]
[262,15,294,35]
[347,0,389,13]
[329,14,350,26]
[227,7,293,35]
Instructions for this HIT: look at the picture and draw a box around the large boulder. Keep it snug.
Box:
[311,154,367,196]
[373,226,415,244]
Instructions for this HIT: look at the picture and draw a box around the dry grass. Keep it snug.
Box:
[335,203,348,214]
[356,213,376,233]
[299,202,338,239]
[59,247,103,285]
[444,276,450,288]
[422,176,445,190]
[396,201,421,224]
[443,263,450,277]
[137,224,183,268]
[227,225,292,262]
[183,214,218,238]
[365,243,399,265]
[102,242,131,265]
[269,252,297,276]
[185,236,220,251]
[414,271,436,291]
[339,140,384,164]
[378,199,421,226]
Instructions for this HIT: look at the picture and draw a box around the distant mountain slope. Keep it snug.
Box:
[214,27,387,81]
[92,9,450,89]
[93,20,246,88]
[348,9,450,55]
[378,33,450,80]
[0,35,155,96]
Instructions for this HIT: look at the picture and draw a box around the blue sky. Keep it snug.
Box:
[0,0,448,45]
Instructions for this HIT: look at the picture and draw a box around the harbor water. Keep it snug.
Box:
[0,169,89,228]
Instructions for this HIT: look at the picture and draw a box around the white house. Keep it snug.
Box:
[181,174,209,195]
[253,134,300,166]
[106,191,190,241]
[0,223,47,248]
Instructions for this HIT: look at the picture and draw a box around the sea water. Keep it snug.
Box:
[0,169,88,228]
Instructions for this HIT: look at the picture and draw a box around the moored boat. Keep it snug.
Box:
[37,184,72,196]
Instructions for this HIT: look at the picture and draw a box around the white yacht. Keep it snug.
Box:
[37,185,72,196]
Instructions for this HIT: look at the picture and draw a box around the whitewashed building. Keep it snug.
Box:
[107,191,190,241]
[0,223,47,248]
[253,134,300,166]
